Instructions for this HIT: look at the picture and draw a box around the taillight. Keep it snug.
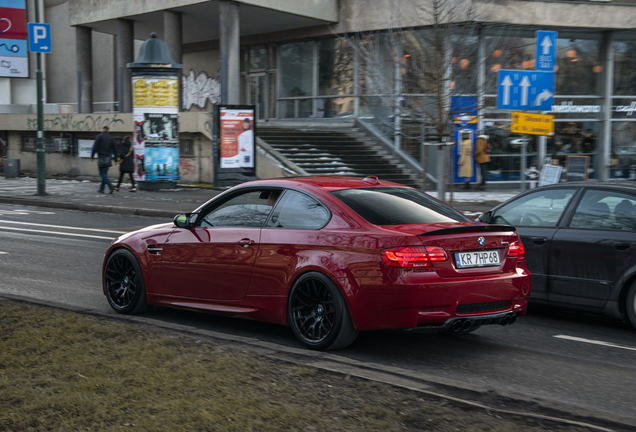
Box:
[508,241,526,261]
[381,246,448,267]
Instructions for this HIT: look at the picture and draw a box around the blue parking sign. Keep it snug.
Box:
[28,23,52,53]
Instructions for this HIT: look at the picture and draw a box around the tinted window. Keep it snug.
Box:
[492,188,575,227]
[200,190,274,228]
[266,190,330,229]
[570,189,636,231]
[331,187,470,225]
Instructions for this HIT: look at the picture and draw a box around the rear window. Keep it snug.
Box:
[331,187,470,225]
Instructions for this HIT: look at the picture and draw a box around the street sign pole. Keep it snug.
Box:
[34,2,45,196]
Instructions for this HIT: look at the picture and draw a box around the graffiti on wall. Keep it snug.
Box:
[179,158,196,177]
[26,114,125,132]
[182,70,221,111]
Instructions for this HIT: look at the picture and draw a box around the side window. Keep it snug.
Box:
[570,189,636,231]
[492,188,575,227]
[200,190,276,228]
[266,190,330,229]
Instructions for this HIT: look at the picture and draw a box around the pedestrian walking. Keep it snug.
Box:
[113,136,136,192]
[458,132,473,190]
[475,134,491,190]
[91,126,118,194]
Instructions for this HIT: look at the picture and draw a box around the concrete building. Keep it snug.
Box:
[2,0,636,184]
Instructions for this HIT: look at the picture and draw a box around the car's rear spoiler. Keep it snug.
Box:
[418,224,516,236]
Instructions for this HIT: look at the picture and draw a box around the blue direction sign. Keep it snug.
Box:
[27,23,52,53]
[535,30,557,71]
[497,70,555,111]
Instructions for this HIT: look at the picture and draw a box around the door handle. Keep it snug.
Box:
[237,238,255,247]
[531,237,547,245]
[613,242,630,251]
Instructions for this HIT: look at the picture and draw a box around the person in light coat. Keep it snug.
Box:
[474,134,491,190]
[458,132,473,189]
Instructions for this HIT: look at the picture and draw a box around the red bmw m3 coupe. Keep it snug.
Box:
[102,176,531,350]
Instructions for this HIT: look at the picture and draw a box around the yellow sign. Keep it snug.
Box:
[511,112,554,136]
[133,78,179,108]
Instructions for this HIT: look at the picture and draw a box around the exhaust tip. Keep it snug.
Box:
[452,320,463,332]
[501,315,510,326]
[462,320,472,331]
[509,314,517,325]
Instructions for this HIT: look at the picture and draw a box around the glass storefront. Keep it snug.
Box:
[236,28,636,183]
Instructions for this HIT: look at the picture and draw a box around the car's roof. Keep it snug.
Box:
[540,180,636,191]
[242,176,409,191]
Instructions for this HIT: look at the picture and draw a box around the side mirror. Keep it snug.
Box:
[479,211,493,224]
[174,213,197,228]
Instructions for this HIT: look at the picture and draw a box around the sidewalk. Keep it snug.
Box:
[0,176,520,218]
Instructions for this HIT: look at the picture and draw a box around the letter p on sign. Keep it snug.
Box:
[28,23,52,53]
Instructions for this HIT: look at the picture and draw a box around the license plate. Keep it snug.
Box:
[455,250,500,268]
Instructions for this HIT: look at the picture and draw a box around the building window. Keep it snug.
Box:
[180,139,195,157]
[21,136,72,154]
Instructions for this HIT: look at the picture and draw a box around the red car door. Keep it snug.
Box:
[160,190,276,301]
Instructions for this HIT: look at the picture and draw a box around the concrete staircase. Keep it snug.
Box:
[257,125,420,188]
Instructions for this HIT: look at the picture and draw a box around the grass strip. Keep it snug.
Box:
[0,300,588,431]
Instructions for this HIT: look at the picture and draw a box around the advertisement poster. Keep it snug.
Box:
[78,139,93,158]
[0,0,28,78]
[131,77,179,182]
[219,107,255,169]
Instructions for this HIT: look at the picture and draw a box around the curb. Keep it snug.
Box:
[0,196,178,219]
[0,293,630,432]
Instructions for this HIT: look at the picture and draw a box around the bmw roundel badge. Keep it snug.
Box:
[478,237,485,247]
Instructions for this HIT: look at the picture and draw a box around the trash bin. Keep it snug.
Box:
[4,159,20,178]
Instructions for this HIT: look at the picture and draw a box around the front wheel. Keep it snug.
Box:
[626,282,636,330]
[288,272,358,351]
[104,249,149,314]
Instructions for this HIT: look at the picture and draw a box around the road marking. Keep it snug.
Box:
[0,226,115,240]
[0,252,8,255]
[554,335,636,352]
[0,220,127,234]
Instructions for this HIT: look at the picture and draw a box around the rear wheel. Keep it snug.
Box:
[288,272,358,350]
[104,249,149,314]
[626,282,636,330]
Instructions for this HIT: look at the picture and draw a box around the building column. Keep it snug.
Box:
[477,27,485,134]
[76,26,93,113]
[600,30,615,181]
[117,19,134,113]
[220,1,240,104]
[164,11,183,110]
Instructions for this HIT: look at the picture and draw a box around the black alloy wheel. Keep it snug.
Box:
[626,281,636,330]
[288,272,358,351]
[104,249,149,314]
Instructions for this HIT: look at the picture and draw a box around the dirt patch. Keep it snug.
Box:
[0,300,590,431]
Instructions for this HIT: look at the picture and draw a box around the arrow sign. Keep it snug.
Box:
[501,75,512,105]
[535,30,557,71]
[520,76,530,106]
[497,70,555,111]
[540,36,553,55]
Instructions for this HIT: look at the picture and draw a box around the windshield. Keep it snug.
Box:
[331,187,470,225]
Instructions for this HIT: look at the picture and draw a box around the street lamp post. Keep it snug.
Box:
[35,0,45,196]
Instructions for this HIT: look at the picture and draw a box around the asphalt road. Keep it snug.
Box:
[1,203,635,429]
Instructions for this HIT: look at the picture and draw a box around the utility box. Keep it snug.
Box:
[4,159,20,178]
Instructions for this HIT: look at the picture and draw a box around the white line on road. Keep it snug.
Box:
[0,220,127,234]
[0,226,115,240]
[554,335,636,352]
[0,252,8,255]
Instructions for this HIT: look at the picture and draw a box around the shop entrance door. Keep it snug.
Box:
[248,74,266,121]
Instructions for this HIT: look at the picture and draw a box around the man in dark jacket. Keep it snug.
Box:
[91,126,118,193]
[113,136,136,192]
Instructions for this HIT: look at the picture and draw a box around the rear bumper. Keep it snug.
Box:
[340,268,531,331]
[408,310,519,332]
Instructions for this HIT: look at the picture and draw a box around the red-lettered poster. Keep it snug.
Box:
[0,0,28,78]
[220,107,254,168]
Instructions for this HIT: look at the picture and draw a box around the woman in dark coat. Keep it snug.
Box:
[114,136,136,192]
